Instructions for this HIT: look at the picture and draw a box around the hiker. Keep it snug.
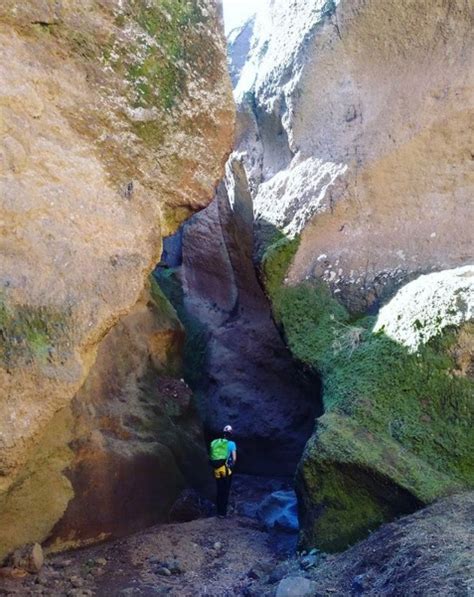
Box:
[209,425,237,518]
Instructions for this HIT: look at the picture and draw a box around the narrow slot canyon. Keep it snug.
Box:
[0,1,473,596]
[153,168,323,478]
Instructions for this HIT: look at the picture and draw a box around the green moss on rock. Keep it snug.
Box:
[0,294,72,367]
[131,0,204,111]
[153,268,208,391]
[261,234,299,298]
[149,275,180,325]
[261,236,474,552]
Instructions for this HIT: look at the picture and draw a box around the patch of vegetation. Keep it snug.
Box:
[0,293,72,367]
[299,451,423,552]
[149,275,180,325]
[261,233,300,298]
[131,0,204,111]
[261,234,474,551]
[153,268,208,391]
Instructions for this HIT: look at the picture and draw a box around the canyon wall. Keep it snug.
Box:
[0,0,234,559]
[228,0,473,550]
[156,159,321,475]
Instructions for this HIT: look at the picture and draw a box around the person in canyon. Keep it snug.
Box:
[210,425,237,518]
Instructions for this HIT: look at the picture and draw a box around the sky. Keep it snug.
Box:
[222,0,264,34]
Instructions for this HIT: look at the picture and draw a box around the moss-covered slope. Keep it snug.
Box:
[261,236,474,552]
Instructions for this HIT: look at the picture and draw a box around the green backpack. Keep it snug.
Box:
[210,438,229,465]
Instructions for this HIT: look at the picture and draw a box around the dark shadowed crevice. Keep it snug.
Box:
[154,173,323,477]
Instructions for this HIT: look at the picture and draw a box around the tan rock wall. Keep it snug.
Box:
[0,0,233,559]
[232,0,473,312]
[287,0,474,311]
[45,287,210,553]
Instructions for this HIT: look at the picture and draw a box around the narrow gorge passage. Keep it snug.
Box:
[153,174,323,478]
[1,0,472,596]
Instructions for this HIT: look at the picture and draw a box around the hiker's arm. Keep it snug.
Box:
[231,450,237,464]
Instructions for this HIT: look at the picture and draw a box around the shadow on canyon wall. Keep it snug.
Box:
[154,180,322,477]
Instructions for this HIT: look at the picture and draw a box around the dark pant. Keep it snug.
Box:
[216,472,233,516]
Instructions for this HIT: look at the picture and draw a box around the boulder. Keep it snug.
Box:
[169,488,213,523]
[288,275,474,551]
[275,576,317,597]
[257,490,299,532]
[9,543,44,573]
[374,266,474,352]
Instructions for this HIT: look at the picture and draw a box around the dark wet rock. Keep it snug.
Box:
[54,559,73,569]
[157,566,171,576]
[351,573,372,594]
[169,489,213,523]
[300,553,319,570]
[268,562,292,584]
[248,560,274,580]
[257,490,299,532]
[168,559,183,575]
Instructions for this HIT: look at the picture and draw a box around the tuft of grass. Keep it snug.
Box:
[0,293,72,367]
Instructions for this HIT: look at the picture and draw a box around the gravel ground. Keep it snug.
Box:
[1,486,471,597]
[0,475,296,597]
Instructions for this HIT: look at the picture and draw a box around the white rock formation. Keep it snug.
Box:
[375,267,474,352]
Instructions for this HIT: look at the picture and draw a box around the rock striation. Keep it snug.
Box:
[0,0,233,560]
[226,0,474,550]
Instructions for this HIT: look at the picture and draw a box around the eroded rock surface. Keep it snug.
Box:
[232,0,473,312]
[156,159,321,475]
[0,0,233,559]
[227,0,474,550]
[45,285,211,553]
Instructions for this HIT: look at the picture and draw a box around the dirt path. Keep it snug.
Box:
[1,488,472,596]
[0,476,296,597]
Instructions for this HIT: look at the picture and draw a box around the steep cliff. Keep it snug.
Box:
[0,0,233,559]
[228,0,474,551]
[233,0,473,311]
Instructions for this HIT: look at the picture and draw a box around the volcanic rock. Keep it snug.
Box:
[156,159,321,475]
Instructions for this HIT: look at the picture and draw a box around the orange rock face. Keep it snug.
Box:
[46,290,210,552]
[0,1,233,559]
